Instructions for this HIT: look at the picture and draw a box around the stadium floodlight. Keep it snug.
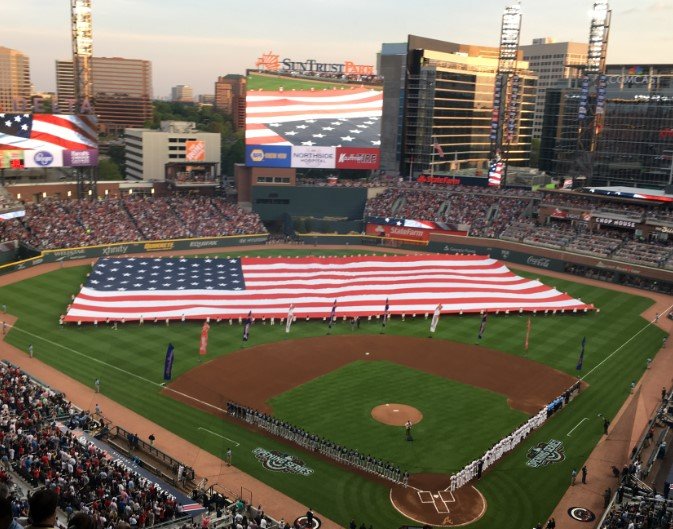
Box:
[71,0,93,104]
[586,1,611,74]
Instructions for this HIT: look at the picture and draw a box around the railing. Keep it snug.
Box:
[113,425,196,484]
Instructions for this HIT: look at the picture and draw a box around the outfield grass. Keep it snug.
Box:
[247,72,382,92]
[1,248,667,528]
[271,360,527,474]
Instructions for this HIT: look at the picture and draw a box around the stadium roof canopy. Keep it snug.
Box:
[581,186,673,203]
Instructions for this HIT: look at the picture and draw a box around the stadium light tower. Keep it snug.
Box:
[70,0,96,199]
[574,0,611,186]
[489,1,522,187]
[71,0,93,106]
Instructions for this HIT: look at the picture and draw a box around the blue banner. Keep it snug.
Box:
[245,145,292,168]
[164,343,175,381]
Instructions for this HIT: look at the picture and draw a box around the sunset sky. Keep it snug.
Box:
[4,0,671,97]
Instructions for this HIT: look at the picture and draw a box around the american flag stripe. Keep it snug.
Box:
[32,114,98,147]
[244,123,291,144]
[245,89,382,126]
[64,256,592,322]
[0,113,97,151]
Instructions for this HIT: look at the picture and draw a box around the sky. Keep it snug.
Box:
[3,0,672,98]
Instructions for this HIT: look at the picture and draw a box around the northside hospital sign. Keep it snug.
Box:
[255,51,374,75]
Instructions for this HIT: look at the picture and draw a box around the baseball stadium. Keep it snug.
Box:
[3,3,673,527]
[2,174,673,529]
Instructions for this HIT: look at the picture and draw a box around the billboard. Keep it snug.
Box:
[245,145,292,167]
[0,150,24,169]
[335,147,379,169]
[291,146,335,169]
[185,140,205,161]
[0,113,98,168]
[245,87,382,169]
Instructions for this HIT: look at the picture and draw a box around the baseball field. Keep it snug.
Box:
[1,247,667,528]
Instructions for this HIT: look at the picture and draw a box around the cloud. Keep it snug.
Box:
[621,1,673,15]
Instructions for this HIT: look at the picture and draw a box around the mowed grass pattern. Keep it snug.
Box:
[0,248,668,528]
[270,360,527,474]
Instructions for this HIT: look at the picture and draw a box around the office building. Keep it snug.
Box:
[214,75,246,129]
[519,38,588,138]
[56,56,153,133]
[379,35,537,176]
[125,121,220,181]
[0,46,31,111]
[539,64,673,188]
[171,85,193,102]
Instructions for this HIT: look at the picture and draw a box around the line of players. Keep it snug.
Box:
[227,402,409,486]
[450,407,549,491]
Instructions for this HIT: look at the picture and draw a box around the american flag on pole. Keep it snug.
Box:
[0,113,98,151]
[64,256,594,323]
[488,159,504,187]
[245,88,382,147]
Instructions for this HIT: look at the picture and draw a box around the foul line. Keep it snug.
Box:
[198,427,240,447]
[567,417,588,437]
[7,325,233,418]
[580,302,673,381]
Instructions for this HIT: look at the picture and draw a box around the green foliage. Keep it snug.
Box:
[0,249,666,528]
[97,158,123,180]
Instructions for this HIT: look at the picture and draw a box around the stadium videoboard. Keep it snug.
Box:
[245,87,382,170]
[0,113,98,168]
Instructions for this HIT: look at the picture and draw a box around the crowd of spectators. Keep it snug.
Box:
[0,362,191,529]
[612,241,673,268]
[0,197,266,250]
[599,455,673,529]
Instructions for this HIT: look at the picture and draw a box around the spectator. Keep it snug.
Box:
[27,488,58,529]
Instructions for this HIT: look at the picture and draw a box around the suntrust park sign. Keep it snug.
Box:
[255,51,374,75]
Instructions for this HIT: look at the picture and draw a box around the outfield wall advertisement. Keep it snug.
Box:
[0,234,268,275]
[245,87,382,169]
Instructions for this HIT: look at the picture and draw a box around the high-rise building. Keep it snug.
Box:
[380,35,537,176]
[519,38,588,138]
[539,64,673,188]
[0,46,31,111]
[56,56,153,133]
[171,85,193,102]
[214,75,246,129]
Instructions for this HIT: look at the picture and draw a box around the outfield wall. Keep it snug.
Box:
[3,231,673,294]
[295,234,673,293]
[0,234,269,275]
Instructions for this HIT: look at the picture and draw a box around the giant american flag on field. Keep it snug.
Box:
[64,255,593,323]
[245,88,382,147]
[0,113,98,151]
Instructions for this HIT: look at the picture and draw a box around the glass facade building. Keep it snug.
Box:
[380,36,537,177]
[540,64,673,188]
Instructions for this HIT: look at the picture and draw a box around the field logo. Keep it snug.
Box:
[567,507,596,522]
[526,439,565,468]
[253,448,313,476]
[293,516,322,529]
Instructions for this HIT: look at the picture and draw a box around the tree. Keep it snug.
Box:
[98,158,123,180]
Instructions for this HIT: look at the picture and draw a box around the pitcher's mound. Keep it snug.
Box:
[371,403,423,426]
